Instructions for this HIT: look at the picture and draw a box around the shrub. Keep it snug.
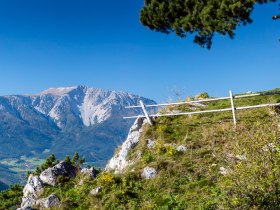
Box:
[64,155,71,163]
[165,145,177,157]
[196,92,209,99]
[0,184,23,210]
[155,141,177,157]
[100,173,115,186]
[64,188,81,207]
[142,151,154,164]
[156,124,168,135]
[34,154,59,175]
[71,152,85,168]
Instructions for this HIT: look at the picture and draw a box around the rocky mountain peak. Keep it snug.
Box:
[39,86,83,96]
[4,85,155,129]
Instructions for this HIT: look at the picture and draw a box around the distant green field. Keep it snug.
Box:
[0,156,45,185]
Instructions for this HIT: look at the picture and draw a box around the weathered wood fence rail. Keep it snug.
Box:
[124,91,280,126]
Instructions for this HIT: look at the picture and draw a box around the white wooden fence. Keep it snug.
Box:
[124,91,280,126]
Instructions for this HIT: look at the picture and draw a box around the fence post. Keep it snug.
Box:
[229,90,237,126]
[139,100,153,126]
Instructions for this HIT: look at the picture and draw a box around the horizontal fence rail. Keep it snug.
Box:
[124,103,280,119]
[125,93,261,109]
[123,90,280,126]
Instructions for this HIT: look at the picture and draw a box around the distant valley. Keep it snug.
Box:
[0,85,156,187]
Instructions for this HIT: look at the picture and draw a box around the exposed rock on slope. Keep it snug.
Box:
[21,175,44,209]
[90,187,102,195]
[35,194,60,209]
[39,161,77,186]
[141,167,157,179]
[81,167,98,179]
[105,117,147,172]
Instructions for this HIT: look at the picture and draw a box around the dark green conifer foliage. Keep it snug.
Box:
[33,154,59,175]
[0,184,23,210]
[64,155,71,163]
[71,152,85,167]
[71,152,79,165]
[140,0,276,48]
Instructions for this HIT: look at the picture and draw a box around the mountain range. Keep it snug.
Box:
[0,85,156,186]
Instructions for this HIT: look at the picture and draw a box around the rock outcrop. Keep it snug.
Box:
[147,139,156,149]
[176,145,187,152]
[19,161,77,209]
[20,175,44,209]
[35,194,60,209]
[105,118,147,172]
[81,167,98,179]
[141,167,157,179]
[90,187,103,195]
[39,161,77,186]
[219,167,228,175]
[78,167,99,186]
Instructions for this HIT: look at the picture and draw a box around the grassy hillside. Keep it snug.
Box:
[3,89,280,209]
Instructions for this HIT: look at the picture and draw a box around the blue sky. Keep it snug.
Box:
[0,0,279,102]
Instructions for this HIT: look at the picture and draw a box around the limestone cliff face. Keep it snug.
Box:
[105,118,147,173]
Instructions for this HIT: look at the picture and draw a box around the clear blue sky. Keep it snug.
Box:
[0,0,279,102]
